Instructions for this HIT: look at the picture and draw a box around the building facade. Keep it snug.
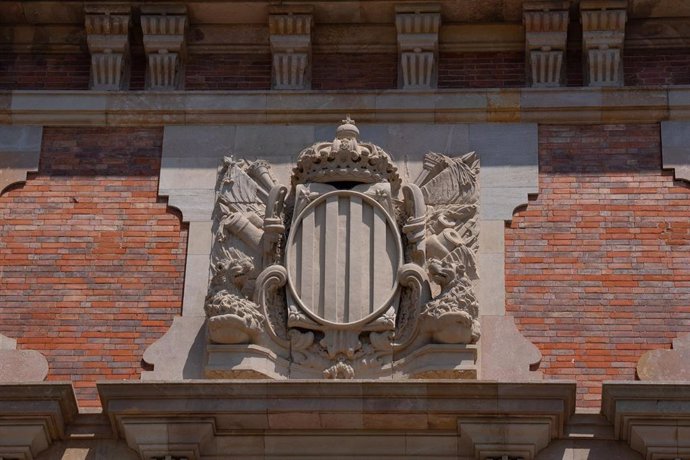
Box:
[1,0,690,458]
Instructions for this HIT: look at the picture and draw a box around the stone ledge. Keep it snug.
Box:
[98,380,575,459]
[0,382,79,459]
[602,382,690,460]
[2,87,688,126]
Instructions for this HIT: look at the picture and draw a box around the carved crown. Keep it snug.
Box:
[291,117,401,192]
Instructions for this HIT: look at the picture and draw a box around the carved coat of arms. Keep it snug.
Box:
[204,119,480,379]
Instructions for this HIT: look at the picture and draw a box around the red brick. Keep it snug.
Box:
[506,124,690,408]
[0,127,188,407]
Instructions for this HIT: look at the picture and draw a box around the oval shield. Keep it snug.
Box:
[286,190,402,327]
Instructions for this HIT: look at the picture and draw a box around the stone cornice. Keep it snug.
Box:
[0,382,79,459]
[602,382,690,459]
[1,87,689,125]
[99,380,575,459]
[2,1,690,55]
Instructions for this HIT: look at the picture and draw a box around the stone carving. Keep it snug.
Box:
[395,4,441,89]
[580,0,627,87]
[523,1,569,87]
[204,118,480,379]
[141,5,188,90]
[269,6,313,90]
[84,4,131,90]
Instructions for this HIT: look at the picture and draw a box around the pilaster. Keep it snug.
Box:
[84,4,131,91]
[523,1,569,87]
[580,0,627,87]
[395,4,441,90]
[268,6,313,90]
[141,4,188,90]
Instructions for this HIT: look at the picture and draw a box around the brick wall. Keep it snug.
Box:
[625,48,690,86]
[0,53,91,90]
[185,53,272,90]
[506,124,690,407]
[0,127,187,407]
[438,51,525,88]
[311,53,397,90]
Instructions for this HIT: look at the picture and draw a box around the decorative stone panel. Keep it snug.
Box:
[395,4,441,89]
[141,5,188,90]
[580,0,627,87]
[84,4,131,90]
[523,1,569,87]
[268,6,313,90]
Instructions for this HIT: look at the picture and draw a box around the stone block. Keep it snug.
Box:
[480,315,543,381]
[182,254,211,316]
[142,316,207,381]
[0,125,42,193]
[661,120,690,182]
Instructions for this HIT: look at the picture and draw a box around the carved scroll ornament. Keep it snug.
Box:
[204,118,480,379]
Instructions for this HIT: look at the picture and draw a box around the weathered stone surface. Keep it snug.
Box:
[141,4,188,90]
[0,333,16,350]
[142,316,207,380]
[480,315,543,381]
[523,1,569,87]
[34,439,139,460]
[661,120,690,182]
[0,125,42,194]
[6,88,690,126]
[395,4,441,89]
[202,120,482,379]
[269,6,313,90]
[148,120,540,382]
[0,350,49,383]
[602,382,690,460]
[98,380,576,459]
[84,4,131,90]
[0,383,78,460]
[580,0,627,87]
[636,333,690,380]
[0,332,49,382]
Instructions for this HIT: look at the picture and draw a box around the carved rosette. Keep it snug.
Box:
[204,118,480,379]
